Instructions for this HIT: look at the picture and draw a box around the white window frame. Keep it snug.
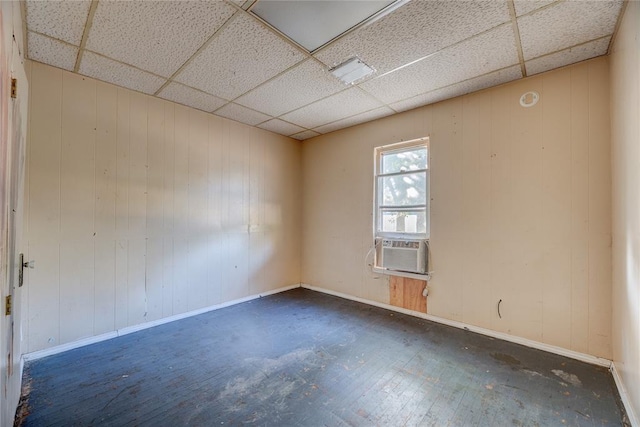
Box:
[374,137,430,240]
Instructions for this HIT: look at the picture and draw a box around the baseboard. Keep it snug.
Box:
[611,361,639,427]
[300,283,612,368]
[23,283,301,362]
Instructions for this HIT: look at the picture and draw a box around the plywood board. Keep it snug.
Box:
[389,276,427,313]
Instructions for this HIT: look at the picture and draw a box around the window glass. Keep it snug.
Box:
[374,140,429,238]
[380,210,427,234]
[381,147,427,174]
[378,172,427,207]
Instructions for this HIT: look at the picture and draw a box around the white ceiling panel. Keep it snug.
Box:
[360,24,518,105]
[26,0,91,45]
[526,37,611,76]
[513,0,556,17]
[175,13,307,101]
[251,0,394,52]
[28,32,78,72]
[314,107,395,134]
[235,59,346,117]
[258,119,306,137]
[215,103,272,127]
[86,2,236,78]
[280,88,382,129]
[291,130,321,141]
[518,0,622,60]
[79,52,166,95]
[158,82,227,113]
[314,0,510,75]
[390,65,523,113]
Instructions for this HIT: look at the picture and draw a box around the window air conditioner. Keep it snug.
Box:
[378,239,428,274]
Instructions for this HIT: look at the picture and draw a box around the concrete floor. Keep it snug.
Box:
[17,288,627,426]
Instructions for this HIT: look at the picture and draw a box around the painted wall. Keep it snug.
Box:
[302,57,612,359]
[0,1,28,425]
[22,61,301,354]
[610,0,640,421]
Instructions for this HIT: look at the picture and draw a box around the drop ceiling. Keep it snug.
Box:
[23,0,624,141]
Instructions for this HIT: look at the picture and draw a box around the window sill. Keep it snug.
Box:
[372,267,430,281]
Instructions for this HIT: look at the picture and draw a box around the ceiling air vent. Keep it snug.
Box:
[329,57,376,85]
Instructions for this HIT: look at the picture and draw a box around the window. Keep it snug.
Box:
[374,138,429,239]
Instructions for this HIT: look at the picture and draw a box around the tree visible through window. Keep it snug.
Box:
[375,138,429,239]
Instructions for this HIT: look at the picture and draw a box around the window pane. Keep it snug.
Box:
[381,147,427,174]
[379,172,427,207]
[380,210,427,234]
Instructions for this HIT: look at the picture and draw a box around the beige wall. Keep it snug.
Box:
[23,61,301,354]
[610,0,640,421]
[302,57,612,359]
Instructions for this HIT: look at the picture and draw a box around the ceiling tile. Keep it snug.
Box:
[291,130,320,141]
[28,32,78,71]
[158,82,227,113]
[235,59,346,117]
[86,2,236,78]
[526,37,611,76]
[175,13,307,101]
[79,52,166,95]
[314,107,395,134]
[518,0,622,60]
[26,0,91,45]
[390,65,523,113]
[359,24,518,104]
[314,0,510,75]
[280,88,382,129]
[258,119,306,137]
[513,0,556,17]
[215,103,272,126]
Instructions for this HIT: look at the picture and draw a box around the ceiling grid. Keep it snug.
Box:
[23,0,625,139]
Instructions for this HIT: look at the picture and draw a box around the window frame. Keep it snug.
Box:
[374,137,430,240]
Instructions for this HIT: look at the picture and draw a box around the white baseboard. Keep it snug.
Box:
[611,361,639,427]
[300,283,612,368]
[23,284,301,362]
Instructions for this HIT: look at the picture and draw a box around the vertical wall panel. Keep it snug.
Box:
[25,63,301,352]
[27,63,62,352]
[114,88,130,330]
[127,93,148,325]
[172,105,189,315]
[187,110,209,310]
[460,91,493,329]
[206,116,223,305]
[162,103,176,317]
[429,98,464,322]
[145,98,165,321]
[587,59,612,358]
[59,72,96,344]
[540,68,572,348]
[569,65,590,354]
[94,81,117,335]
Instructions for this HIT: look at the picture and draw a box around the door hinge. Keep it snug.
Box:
[5,295,12,316]
[10,78,16,99]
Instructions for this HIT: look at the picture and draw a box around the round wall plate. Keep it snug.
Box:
[520,91,539,107]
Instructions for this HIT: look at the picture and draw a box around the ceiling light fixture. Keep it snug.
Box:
[329,57,376,85]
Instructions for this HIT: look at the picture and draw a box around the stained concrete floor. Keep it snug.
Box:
[17,288,628,426]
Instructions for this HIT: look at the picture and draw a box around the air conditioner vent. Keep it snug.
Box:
[377,239,427,274]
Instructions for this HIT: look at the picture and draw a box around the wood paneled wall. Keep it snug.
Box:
[302,57,612,359]
[23,61,301,353]
[610,0,640,420]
